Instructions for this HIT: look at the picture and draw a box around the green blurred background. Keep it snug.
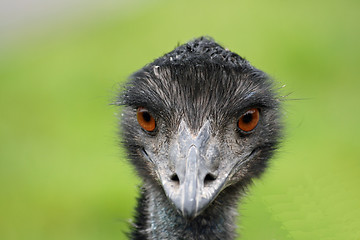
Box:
[0,0,359,239]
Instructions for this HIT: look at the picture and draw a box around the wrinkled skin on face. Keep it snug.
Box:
[121,62,281,219]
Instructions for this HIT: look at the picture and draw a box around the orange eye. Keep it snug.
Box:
[137,107,156,132]
[237,108,260,132]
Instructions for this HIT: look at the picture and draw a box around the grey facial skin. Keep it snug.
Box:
[146,119,261,220]
[119,37,282,240]
[158,120,222,219]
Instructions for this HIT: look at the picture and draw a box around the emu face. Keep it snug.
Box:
[121,38,281,220]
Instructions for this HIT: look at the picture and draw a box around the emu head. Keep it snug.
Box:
[120,37,281,219]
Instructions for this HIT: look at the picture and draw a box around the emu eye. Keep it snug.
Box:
[137,107,156,132]
[237,108,260,132]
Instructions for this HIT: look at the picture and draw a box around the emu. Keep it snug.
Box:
[118,37,282,240]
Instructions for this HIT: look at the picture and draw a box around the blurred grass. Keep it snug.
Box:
[0,0,359,239]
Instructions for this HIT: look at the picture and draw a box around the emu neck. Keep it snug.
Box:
[131,183,242,240]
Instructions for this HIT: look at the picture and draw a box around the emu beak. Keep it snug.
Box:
[162,121,225,219]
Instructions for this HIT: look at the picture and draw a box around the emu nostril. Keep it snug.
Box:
[204,173,217,186]
[170,174,180,183]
